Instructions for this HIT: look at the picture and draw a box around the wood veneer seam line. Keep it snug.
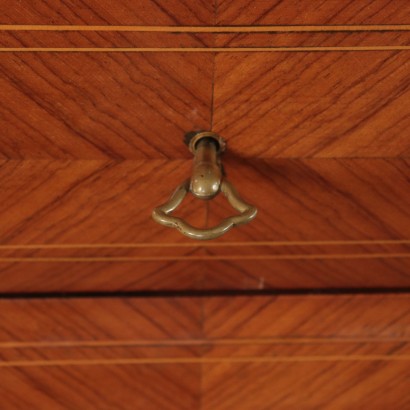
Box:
[0,253,408,262]
[0,46,409,52]
[1,355,410,367]
[1,337,409,349]
[0,240,408,249]
[1,25,410,32]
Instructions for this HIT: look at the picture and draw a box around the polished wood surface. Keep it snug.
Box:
[0,31,214,48]
[202,294,410,409]
[215,31,410,48]
[0,158,408,291]
[2,50,408,159]
[213,51,410,158]
[0,1,214,25]
[4,157,409,243]
[0,53,212,159]
[0,295,409,409]
[216,0,410,25]
[0,2,410,406]
[0,297,202,409]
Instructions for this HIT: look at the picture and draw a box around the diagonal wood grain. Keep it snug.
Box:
[213,51,410,158]
[0,29,409,49]
[217,0,410,25]
[0,0,214,25]
[0,253,408,292]
[0,30,214,48]
[2,159,408,245]
[0,1,409,408]
[202,361,410,409]
[201,256,410,290]
[215,31,410,48]
[201,294,410,409]
[0,259,208,293]
[0,297,202,342]
[0,295,409,408]
[203,295,410,339]
[0,242,409,291]
[0,297,202,410]
[0,52,212,159]
[0,158,408,291]
[0,2,408,296]
[0,365,200,410]
[208,158,410,242]
[0,160,210,245]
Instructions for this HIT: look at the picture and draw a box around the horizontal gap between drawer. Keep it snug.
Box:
[0,288,409,300]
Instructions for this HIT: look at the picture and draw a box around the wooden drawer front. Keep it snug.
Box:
[0,294,409,409]
[0,1,408,293]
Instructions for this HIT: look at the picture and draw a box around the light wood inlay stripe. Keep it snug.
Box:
[0,253,408,262]
[1,337,410,349]
[1,46,409,52]
[1,25,410,32]
[0,240,408,249]
[1,355,410,368]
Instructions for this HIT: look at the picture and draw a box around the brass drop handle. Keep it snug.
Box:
[152,132,257,240]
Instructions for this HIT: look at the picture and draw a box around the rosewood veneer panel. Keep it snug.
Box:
[0,297,202,410]
[0,30,213,48]
[0,297,202,342]
[0,52,212,159]
[0,160,210,245]
[0,259,208,293]
[217,0,410,25]
[0,250,408,292]
[0,365,200,410]
[201,294,410,409]
[201,256,410,290]
[213,51,410,158]
[214,31,410,48]
[0,29,408,49]
[208,158,410,241]
[202,361,410,409]
[0,295,408,408]
[203,295,410,338]
[1,159,407,245]
[0,158,408,291]
[0,0,213,25]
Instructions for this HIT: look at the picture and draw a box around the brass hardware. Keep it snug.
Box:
[189,132,224,199]
[152,179,257,240]
[152,131,257,240]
